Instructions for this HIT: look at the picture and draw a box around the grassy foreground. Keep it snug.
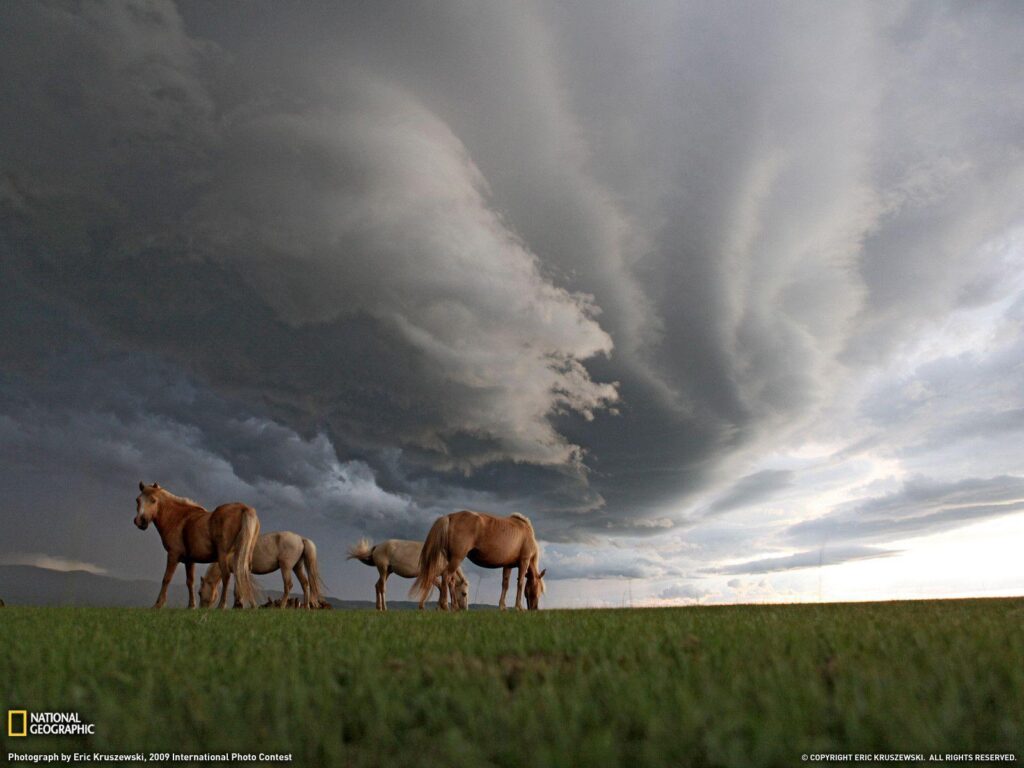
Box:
[2,600,1022,767]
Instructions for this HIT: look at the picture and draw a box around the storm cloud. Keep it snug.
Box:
[2,1,1023,602]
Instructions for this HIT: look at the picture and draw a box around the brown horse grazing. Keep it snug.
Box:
[134,482,261,609]
[412,511,546,611]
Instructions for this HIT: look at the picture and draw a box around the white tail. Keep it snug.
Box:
[301,537,326,607]
[346,538,375,566]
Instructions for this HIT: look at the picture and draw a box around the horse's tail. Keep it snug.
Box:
[232,506,261,608]
[411,515,449,603]
[346,538,376,566]
[301,537,327,607]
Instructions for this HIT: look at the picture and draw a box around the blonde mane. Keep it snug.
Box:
[153,487,203,509]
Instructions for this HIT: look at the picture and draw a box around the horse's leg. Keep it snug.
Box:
[498,566,511,611]
[375,566,388,611]
[430,575,443,611]
[185,562,196,609]
[217,551,232,610]
[446,572,461,611]
[439,555,467,612]
[279,559,292,608]
[515,560,528,611]
[228,553,246,608]
[294,562,310,608]
[154,554,179,609]
[436,569,450,611]
[438,538,472,612]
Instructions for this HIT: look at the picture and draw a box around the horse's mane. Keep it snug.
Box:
[155,488,204,509]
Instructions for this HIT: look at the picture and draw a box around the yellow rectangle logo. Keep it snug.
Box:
[8,709,28,737]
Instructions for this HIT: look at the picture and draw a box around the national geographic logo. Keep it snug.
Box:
[6,710,96,736]
[8,710,27,737]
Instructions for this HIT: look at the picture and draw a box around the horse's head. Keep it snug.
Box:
[525,568,546,610]
[198,570,220,608]
[452,573,470,611]
[134,482,162,530]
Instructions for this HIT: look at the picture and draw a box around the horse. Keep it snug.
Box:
[134,482,261,609]
[348,539,470,611]
[198,531,326,609]
[412,511,546,611]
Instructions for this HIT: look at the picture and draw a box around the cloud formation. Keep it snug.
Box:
[1,1,1023,600]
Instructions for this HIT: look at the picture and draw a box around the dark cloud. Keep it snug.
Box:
[703,470,795,517]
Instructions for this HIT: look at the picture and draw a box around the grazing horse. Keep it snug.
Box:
[134,482,261,609]
[199,531,326,609]
[412,511,546,611]
[348,539,469,611]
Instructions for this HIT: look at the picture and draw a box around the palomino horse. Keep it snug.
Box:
[412,511,546,611]
[198,531,326,609]
[348,539,469,611]
[134,482,261,609]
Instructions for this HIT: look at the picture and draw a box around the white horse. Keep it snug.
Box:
[200,531,325,608]
[348,539,469,611]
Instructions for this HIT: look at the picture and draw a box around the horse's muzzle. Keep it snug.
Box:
[134,517,149,530]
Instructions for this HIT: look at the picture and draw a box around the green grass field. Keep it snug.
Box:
[2,599,1022,767]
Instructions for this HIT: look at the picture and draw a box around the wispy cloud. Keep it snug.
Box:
[706,546,900,576]
[0,553,109,576]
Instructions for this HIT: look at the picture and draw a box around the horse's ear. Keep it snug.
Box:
[538,569,546,579]
[139,481,145,491]
[153,482,160,489]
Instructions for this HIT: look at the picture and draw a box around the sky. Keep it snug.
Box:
[1,0,1023,608]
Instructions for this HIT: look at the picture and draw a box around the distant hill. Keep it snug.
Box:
[0,565,493,610]
[0,565,168,607]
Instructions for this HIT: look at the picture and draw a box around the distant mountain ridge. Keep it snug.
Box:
[0,564,493,610]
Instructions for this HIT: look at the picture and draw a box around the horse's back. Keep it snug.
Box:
[265,530,302,551]
[272,531,304,566]
[455,510,535,567]
[249,531,299,572]
[381,539,423,578]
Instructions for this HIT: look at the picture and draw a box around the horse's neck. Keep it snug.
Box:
[153,495,205,536]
